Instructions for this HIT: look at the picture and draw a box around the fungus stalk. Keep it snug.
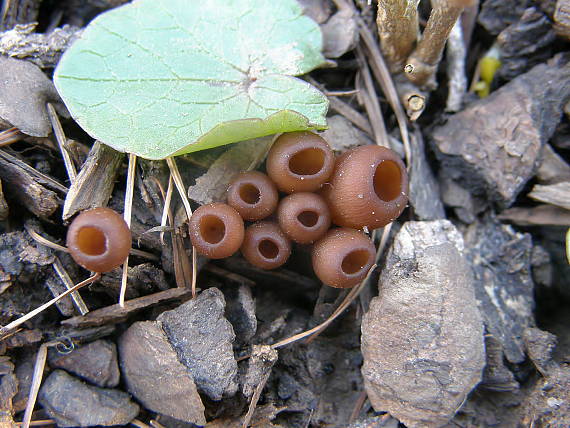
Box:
[376,0,420,73]
[405,0,475,87]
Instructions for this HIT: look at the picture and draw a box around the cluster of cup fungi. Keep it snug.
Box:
[188,131,409,288]
[64,131,408,289]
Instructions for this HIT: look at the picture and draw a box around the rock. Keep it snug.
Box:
[13,352,34,412]
[243,345,278,399]
[497,8,556,81]
[119,321,206,425]
[408,130,445,220]
[223,284,257,346]
[463,218,535,364]
[49,340,120,388]
[478,0,531,35]
[361,220,485,428]
[38,370,139,427]
[523,327,558,375]
[555,0,570,40]
[438,173,486,224]
[157,288,238,400]
[431,54,570,208]
[0,56,67,137]
[297,0,332,24]
[0,356,17,427]
[320,115,372,154]
[480,335,519,392]
[321,8,359,58]
[531,245,553,290]
[347,415,399,428]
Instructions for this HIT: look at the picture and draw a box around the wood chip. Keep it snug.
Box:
[0,150,60,219]
[528,182,570,210]
[536,144,570,184]
[61,287,194,328]
[499,204,570,226]
[63,141,124,221]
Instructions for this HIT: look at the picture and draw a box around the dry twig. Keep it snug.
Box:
[376,0,420,73]
[405,0,475,88]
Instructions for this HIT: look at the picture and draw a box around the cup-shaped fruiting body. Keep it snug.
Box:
[241,221,291,270]
[266,131,335,193]
[277,192,331,244]
[226,171,278,221]
[321,145,408,230]
[66,207,131,273]
[312,228,376,288]
[189,203,244,259]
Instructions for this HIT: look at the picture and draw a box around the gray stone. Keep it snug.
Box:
[319,115,372,154]
[0,56,68,137]
[408,130,445,220]
[478,0,530,34]
[480,335,519,392]
[322,8,359,58]
[158,288,238,400]
[361,220,485,428]
[38,370,139,427]
[497,8,556,81]
[438,173,483,224]
[431,54,570,208]
[224,284,257,346]
[523,327,558,375]
[49,340,120,388]
[463,218,535,364]
[119,321,206,425]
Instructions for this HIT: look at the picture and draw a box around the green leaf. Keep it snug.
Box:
[54,0,328,160]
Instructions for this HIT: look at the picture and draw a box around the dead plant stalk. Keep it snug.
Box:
[405,0,475,87]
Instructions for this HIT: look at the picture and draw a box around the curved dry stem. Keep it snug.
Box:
[270,263,377,349]
[0,273,100,339]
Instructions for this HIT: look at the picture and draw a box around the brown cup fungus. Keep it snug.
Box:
[66,207,131,273]
[266,131,335,193]
[189,203,244,259]
[277,192,331,244]
[311,228,376,288]
[321,145,408,230]
[227,171,278,221]
[241,221,292,270]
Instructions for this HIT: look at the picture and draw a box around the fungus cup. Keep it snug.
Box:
[277,192,331,244]
[311,228,376,288]
[189,203,244,259]
[66,207,131,273]
[322,145,408,230]
[227,171,279,221]
[241,221,292,270]
[266,131,335,193]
